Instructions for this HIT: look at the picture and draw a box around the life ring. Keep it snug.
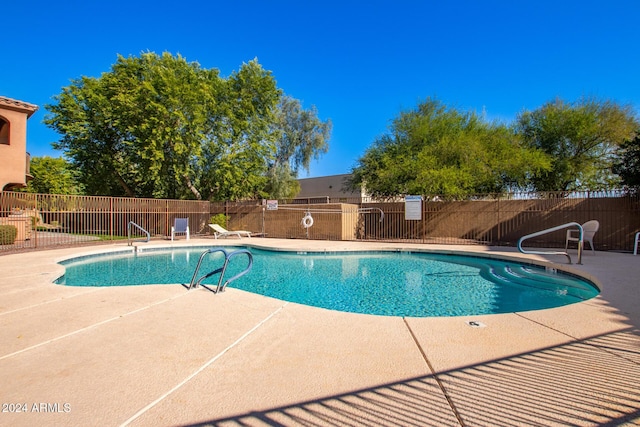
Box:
[301,213,314,228]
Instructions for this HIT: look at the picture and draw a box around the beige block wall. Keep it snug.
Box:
[227,203,360,241]
[0,216,32,242]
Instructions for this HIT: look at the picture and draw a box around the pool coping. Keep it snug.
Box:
[0,238,638,426]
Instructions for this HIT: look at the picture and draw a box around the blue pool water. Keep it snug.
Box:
[56,247,599,317]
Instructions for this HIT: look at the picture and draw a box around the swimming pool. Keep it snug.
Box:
[55,246,599,317]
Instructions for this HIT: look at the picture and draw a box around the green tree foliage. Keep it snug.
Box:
[24,156,83,194]
[613,131,640,188]
[349,99,550,199]
[273,96,331,174]
[197,59,281,201]
[267,96,332,198]
[45,53,281,200]
[516,98,638,192]
[264,96,331,199]
[264,163,300,200]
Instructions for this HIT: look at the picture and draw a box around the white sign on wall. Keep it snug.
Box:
[404,195,422,220]
[266,200,278,211]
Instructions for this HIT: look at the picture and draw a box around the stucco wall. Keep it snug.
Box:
[0,97,38,191]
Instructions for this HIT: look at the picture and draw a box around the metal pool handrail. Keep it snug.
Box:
[127,221,150,246]
[518,222,583,264]
[189,247,253,293]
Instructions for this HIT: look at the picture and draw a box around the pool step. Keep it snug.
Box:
[483,263,595,299]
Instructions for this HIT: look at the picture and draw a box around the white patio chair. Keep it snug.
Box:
[565,220,599,254]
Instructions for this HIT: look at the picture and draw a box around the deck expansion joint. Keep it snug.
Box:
[0,291,191,361]
[120,301,289,427]
[403,317,466,427]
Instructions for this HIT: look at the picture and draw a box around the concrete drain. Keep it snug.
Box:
[466,320,487,328]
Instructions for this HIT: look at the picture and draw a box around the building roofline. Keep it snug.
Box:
[297,173,351,182]
[0,96,39,118]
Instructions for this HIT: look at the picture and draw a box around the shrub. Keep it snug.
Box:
[0,225,18,245]
[209,214,228,228]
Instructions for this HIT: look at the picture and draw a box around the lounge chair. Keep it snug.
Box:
[209,223,252,239]
[171,218,190,241]
[565,220,599,254]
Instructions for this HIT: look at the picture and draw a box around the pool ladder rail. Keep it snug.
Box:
[517,222,583,264]
[127,221,150,246]
[188,248,253,293]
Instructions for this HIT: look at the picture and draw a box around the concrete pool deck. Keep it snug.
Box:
[0,239,638,426]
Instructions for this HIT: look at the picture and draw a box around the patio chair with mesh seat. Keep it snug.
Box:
[171,218,190,241]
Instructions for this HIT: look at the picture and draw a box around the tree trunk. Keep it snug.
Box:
[184,175,202,200]
[115,172,135,197]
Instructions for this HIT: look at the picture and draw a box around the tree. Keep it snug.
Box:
[197,59,282,201]
[264,96,332,199]
[264,163,300,199]
[46,53,208,198]
[24,156,83,194]
[45,53,281,200]
[516,98,638,192]
[613,131,640,188]
[349,98,550,199]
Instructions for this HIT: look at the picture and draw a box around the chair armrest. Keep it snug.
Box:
[566,229,580,239]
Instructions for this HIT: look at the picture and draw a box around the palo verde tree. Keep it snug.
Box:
[265,95,332,199]
[45,53,282,200]
[516,98,638,192]
[349,98,550,199]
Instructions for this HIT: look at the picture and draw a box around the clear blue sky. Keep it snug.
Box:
[2,0,638,178]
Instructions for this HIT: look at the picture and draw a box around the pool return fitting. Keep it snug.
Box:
[188,247,253,293]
